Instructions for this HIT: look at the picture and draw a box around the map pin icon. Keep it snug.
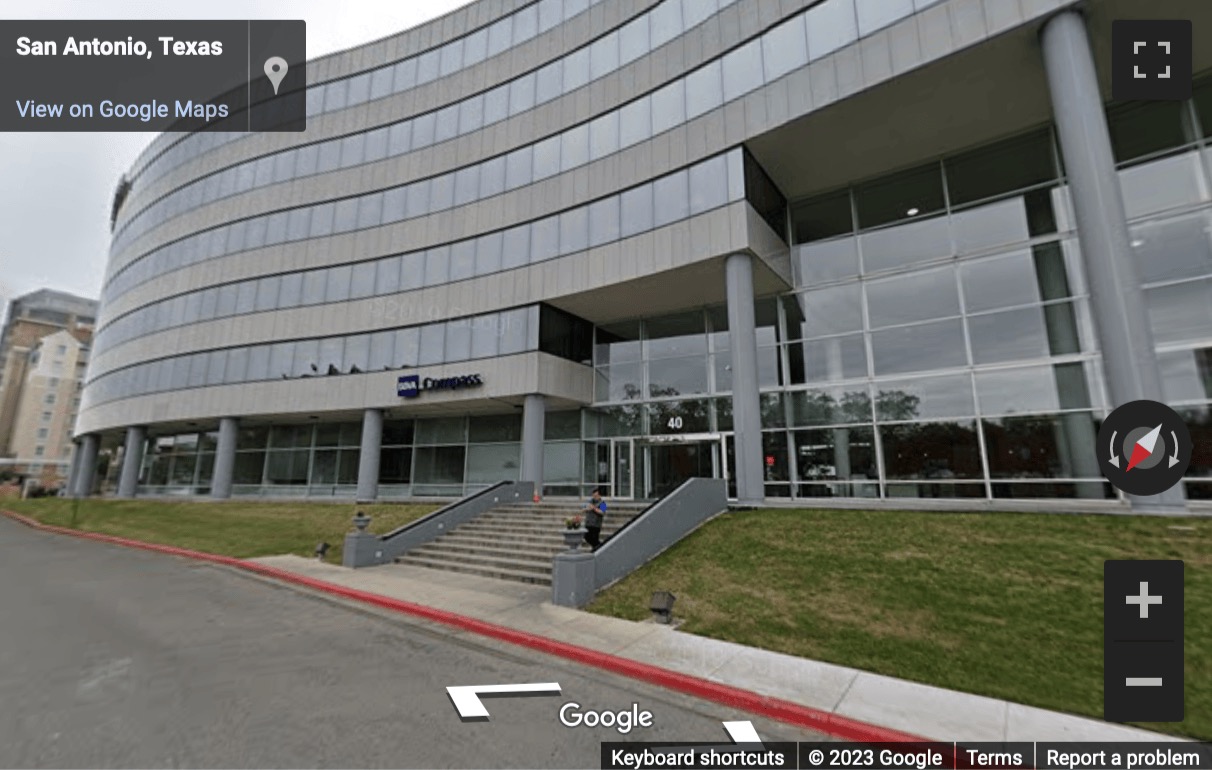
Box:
[264,56,288,95]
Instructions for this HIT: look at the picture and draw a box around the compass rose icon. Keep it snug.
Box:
[1098,400,1192,496]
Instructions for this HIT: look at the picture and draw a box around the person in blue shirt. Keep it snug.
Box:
[581,488,607,551]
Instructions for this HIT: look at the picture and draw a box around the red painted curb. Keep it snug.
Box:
[3,509,926,743]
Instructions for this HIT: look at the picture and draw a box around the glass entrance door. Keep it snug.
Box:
[643,439,719,498]
[611,438,634,500]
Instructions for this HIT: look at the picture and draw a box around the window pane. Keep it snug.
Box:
[254,276,280,312]
[960,250,1042,313]
[563,48,590,92]
[453,166,479,206]
[419,323,445,364]
[792,190,853,243]
[619,14,650,64]
[325,265,352,302]
[475,232,503,275]
[651,80,686,136]
[618,97,651,148]
[867,266,959,327]
[350,261,376,299]
[356,192,383,229]
[470,313,500,358]
[856,0,913,36]
[806,0,858,59]
[874,374,974,421]
[309,202,335,237]
[395,327,419,366]
[561,124,589,172]
[1132,212,1212,285]
[859,215,951,273]
[509,73,536,114]
[1107,100,1192,164]
[479,156,506,198]
[450,241,475,281]
[790,284,863,337]
[400,251,425,290]
[968,306,1052,364]
[620,184,654,237]
[590,31,619,80]
[536,61,562,105]
[855,163,945,228]
[302,270,326,305]
[1146,278,1212,345]
[505,146,533,189]
[685,60,722,120]
[590,111,620,160]
[763,16,809,81]
[689,154,728,214]
[531,217,559,262]
[533,136,561,179]
[502,225,531,270]
[559,207,589,253]
[880,419,983,479]
[871,319,966,375]
[945,130,1056,206]
[499,307,531,354]
[589,196,621,247]
[445,319,472,361]
[425,246,450,285]
[277,272,301,305]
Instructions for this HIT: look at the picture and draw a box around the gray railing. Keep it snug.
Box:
[343,480,533,568]
[551,477,728,608]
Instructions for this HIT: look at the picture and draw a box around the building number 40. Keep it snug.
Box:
[667,416,683,430]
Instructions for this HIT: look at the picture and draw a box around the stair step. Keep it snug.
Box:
[438,532,585,548]
[394,554,552,586]
[435,535,569,552]
[414,540,562,561]
[402,548,553,575]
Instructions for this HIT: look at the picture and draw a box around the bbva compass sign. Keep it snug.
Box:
[397,373,484,399]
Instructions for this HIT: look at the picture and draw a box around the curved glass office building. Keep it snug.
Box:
[72,0,1212,510]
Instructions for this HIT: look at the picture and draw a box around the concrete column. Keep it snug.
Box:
[521,394,546,492]
[65,440,82,496]
[356,408,383,503]
[74,433,100,497]
[116,426,146,498]
[1041,10,1186,512]
[726,253,765,504]
[210,417,239,499]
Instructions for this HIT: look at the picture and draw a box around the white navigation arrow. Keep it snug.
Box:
[722,720,763,746]
[1109,430,1120,468]
[1169,430,1181,468]
[446,682,561,719]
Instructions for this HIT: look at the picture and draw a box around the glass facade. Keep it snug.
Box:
[85,0,1212,507]
[90,150,744,361]
[104,0,944,309]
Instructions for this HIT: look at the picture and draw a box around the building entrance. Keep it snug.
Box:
[641,434,724,499]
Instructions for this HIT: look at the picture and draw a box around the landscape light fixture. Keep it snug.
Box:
[650,590,676,624]
[315,542,331,561]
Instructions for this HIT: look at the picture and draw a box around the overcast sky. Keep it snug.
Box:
[0,0,471,319]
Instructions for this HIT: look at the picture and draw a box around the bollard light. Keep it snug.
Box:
[650,591,676,624]
[352,511,371,532]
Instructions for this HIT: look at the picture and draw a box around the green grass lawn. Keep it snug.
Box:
[588,508,1211,740]
[2,497,438,566]
[6,498,1206,738]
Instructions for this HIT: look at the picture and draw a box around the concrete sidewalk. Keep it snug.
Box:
[249,555,1182,744]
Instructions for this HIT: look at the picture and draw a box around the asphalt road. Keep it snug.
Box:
[0,516,824,768]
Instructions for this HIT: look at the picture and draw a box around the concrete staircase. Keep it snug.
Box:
[394,499,650,585]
